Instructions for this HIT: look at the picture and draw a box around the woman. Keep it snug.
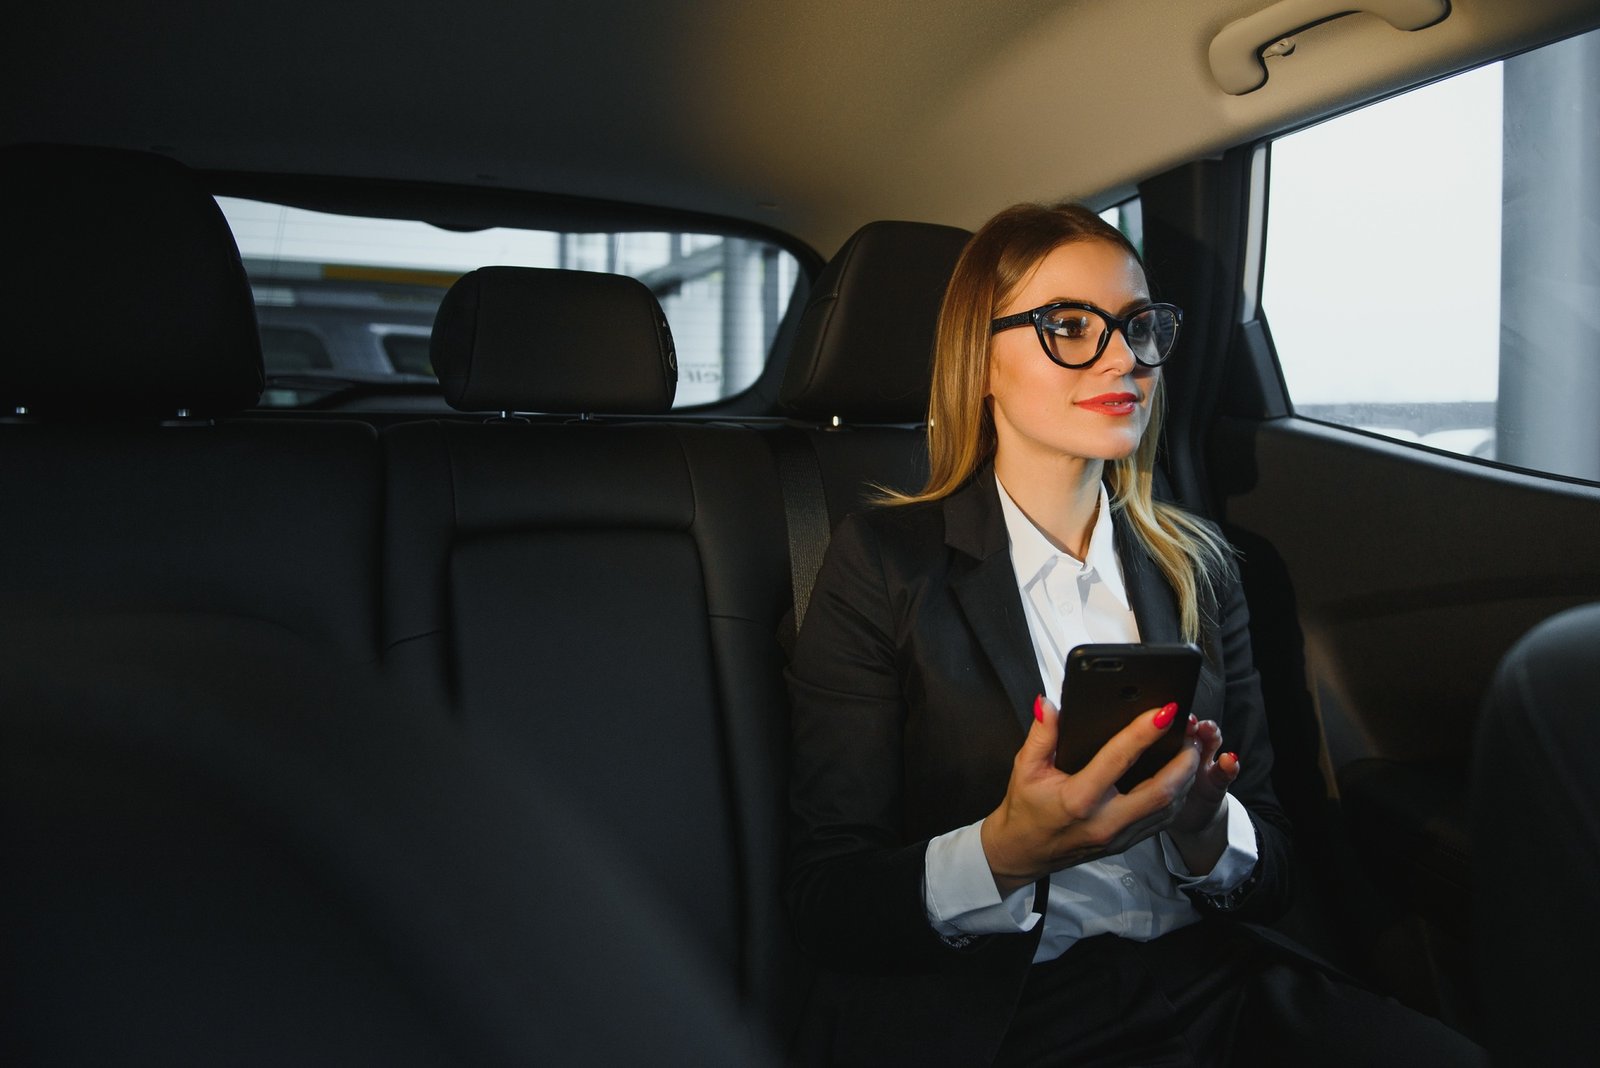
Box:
[785,203,1482,1066]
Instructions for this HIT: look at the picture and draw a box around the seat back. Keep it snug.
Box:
[383,265,796,1036]
[1,612,771,1066]
[0,144,383,665]
[1471,601,1600,1065]
[767,220,967,646]
[776,219,972,524]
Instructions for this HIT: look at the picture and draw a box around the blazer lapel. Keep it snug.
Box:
[943,468,1196,729]
[944,465,1045,732]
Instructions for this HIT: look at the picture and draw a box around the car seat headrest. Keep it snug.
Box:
[0,143,264,418]
[430,266,677,415]
[779,220,971,424]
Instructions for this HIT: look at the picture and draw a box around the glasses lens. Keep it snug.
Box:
[1038,306,1107,366]
[1126,307,1178,364]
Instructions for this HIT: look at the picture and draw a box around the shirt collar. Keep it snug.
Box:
[995,476,1130,610]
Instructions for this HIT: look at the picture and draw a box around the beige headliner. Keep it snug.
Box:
[10,0,1600,256]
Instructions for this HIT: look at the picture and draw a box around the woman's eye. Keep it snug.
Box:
[1046,314,1093,339]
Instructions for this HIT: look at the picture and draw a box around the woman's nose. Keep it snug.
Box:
[1098,327,1139,372]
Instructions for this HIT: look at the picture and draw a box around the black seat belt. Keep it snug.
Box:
[773,429,832,647]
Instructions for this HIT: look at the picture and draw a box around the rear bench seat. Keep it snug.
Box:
[0,143,970,1058]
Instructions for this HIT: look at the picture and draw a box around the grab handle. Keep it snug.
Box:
[1209,0,1451,95]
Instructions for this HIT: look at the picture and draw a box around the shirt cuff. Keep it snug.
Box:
[924,819,1040,938]
[1158,794,1258,893]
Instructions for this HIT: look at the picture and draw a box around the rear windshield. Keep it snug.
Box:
[216,197,805,410]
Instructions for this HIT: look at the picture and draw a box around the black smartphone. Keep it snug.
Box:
[1054,642,1203,793]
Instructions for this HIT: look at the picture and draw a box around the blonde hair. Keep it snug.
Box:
[881,202,1233,642]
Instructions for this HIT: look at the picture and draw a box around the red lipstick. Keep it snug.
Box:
[1075,392,1140,416]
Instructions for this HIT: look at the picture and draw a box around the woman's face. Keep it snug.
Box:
[986,239,1159,469]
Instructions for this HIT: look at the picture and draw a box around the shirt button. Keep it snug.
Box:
[1120,874,1138,890]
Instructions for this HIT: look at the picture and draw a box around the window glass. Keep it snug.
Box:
[260,326,331,373]
[1100,198,1144,258]
[217,197,804,410]
[1261,27,1600,483]
[378,329,434,376]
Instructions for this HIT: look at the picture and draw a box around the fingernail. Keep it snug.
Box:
[1223,752,1239,768]
[1153,702,1178,730]
[1034,695,1045,723]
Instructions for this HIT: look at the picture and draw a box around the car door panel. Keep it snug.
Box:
[1211,412,1600,1022]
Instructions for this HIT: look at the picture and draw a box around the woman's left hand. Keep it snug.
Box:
[1164,716,1240,873]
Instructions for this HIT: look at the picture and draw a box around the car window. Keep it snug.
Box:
[260,325,333,373]
[1100,198,1143,257]
[217,197,805,410]
[1260,27,1600,484]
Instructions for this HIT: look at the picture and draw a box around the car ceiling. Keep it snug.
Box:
[10,0,1600,257]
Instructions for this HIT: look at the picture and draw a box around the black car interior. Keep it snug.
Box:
[2,612,771,1066]
[1471,601,1600,1065]
[4,119,1596,1066]
[0,142,964,1062]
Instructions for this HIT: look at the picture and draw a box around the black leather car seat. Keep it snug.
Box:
[776,219,971,519]
[769,220,969,639]
[1470,600,1600,1065]
[0,143,384,666]
[0,144,774,1066]
[0,612,772,1066]
[381,265,798,1041]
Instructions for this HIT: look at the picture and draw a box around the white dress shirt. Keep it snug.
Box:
[922,477,1258,964]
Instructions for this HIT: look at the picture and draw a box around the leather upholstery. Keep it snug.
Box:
[0,144,382,664]
[779,220,970,424]
[403,264,798,1037]
[431,265,677,413]
[0,139,977,1060]
[1,612,769,1066]
[0,419,384,664]
[380,419,798,1036]
[1472,602,1600,1065]
[0,143,263,417]
[1,140,799,1051]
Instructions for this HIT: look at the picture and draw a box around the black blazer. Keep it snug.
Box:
[785,464,1293,1067]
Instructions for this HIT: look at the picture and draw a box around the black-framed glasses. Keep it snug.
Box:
[989,301,1183,369]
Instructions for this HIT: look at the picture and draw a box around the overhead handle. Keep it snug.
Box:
[1209,0,1451,95]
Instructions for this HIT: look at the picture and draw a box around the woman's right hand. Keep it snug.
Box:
[979,696,1200,896]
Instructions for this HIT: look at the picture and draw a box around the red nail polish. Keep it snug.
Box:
[1033,695,1045,723]
[1153,702,1178,730]
[1223,752,1239,768]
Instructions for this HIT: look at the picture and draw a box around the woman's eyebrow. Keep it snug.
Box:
[1042,296,1153,314]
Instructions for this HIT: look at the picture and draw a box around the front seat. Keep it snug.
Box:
[1469,601,1600,1065]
